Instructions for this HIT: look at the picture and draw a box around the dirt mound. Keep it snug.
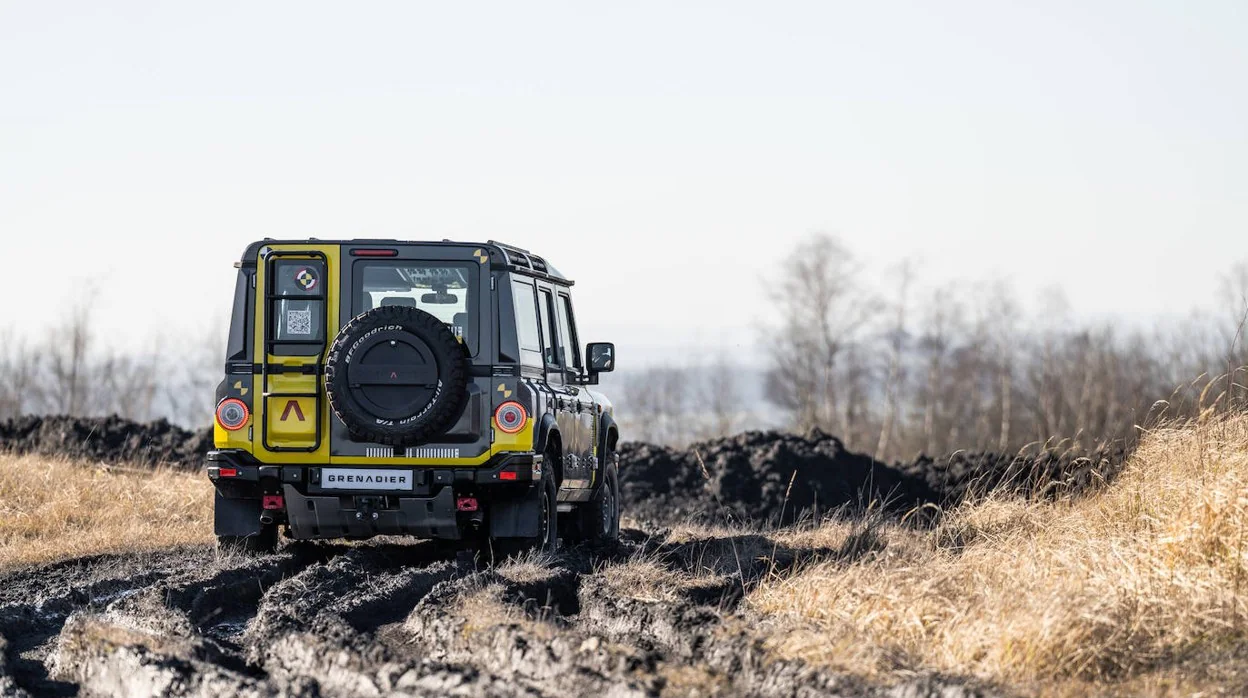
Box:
[619,430,1124,526]
[0,537,988,697]
[0,415,1124,524]
[0,415,212,468]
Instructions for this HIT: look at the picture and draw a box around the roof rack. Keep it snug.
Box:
[487,240,568,284]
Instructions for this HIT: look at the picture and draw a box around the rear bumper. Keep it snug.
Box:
[206,449,542,540]
[206,449,540,492]
[283,484,461,539]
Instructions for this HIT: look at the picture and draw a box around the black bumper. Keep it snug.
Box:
[283,484,461,539]
[206,450,542,540]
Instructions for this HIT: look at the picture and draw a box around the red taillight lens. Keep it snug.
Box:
[494,401,527,434]
[350,248,399,257]
[219,467,238,477]
[216,398,250,431]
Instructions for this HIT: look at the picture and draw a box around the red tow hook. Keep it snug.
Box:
[456,497,479,512]
[262,495,285,510]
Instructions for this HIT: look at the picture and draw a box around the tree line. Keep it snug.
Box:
[614,234,1248,460]
[3,234,1245,462]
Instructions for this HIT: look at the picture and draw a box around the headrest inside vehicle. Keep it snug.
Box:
[380,296,418,307]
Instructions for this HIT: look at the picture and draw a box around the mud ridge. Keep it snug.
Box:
[0,536,1000,697]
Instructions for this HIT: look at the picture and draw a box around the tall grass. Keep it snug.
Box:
[749,413,1248,693]
[0,455,213,571]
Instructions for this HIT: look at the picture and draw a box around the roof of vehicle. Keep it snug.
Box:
[238,238,572,285]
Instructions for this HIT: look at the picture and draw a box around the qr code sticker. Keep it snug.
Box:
[286,308,313,335]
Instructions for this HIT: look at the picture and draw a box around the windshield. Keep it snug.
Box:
[354,261,479,355]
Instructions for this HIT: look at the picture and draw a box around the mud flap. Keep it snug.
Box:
[489,485,540,538]
[214,491,264,537]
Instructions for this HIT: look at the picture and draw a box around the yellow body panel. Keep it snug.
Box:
[250,244,339,462]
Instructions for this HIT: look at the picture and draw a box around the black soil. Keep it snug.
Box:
[619,429,1125,526]
[0,415,212,468]
[0,416,1124,525]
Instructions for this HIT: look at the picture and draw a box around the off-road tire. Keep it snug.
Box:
[324,305,468,446]
[217,524,278,554]
[493,458,559,559]
[578,457,620,543]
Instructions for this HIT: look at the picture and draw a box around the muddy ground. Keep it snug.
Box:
[0,416,1120,696]
[0,535,995,698]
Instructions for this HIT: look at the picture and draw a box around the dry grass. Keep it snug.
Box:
[0,454,213,571]
[749,414,1248,695]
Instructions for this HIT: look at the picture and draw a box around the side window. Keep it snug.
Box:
[271,260,325,356]
[556,294,581,369]
[511,280,542,367]
[225,269,252,360]
[538,288,560,368]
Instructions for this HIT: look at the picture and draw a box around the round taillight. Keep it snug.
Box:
[216,398,250,431]
[494,401,527,434]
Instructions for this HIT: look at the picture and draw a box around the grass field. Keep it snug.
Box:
[744,414,1248,695]
[0,456,212,571]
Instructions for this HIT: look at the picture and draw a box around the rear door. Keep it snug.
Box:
[554,290,599,487]
[253,243,340,460]
[535,283,586,488]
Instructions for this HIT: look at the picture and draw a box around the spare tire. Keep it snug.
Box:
[324,306,469,446]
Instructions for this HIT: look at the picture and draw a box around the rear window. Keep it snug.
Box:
[354,262,479,355]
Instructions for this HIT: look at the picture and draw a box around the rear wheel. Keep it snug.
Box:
[578,458,620,543]
[217,524,278,554]
[492,456,558,559]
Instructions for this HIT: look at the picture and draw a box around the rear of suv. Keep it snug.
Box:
[208,240,620,555]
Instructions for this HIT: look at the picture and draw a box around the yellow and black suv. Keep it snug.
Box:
[208,240,620,554]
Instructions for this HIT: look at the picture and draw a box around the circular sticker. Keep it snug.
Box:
[294,267,318,291]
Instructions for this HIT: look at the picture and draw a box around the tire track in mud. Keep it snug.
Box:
[1,536,994,697]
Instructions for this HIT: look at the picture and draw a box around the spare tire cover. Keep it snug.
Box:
[324,305,469,446]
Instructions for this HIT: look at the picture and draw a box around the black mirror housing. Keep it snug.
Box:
[587,342,615,374]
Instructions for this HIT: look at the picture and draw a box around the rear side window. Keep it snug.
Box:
[511,280,542,367]
[225,269,252,360]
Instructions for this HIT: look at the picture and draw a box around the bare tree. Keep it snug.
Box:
[875,260,914,459]
[697,354,745,440]
[44,300,94,415]
[0,330,42,419]
[763,233,878,432]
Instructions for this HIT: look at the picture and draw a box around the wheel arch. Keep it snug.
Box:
[533,412,563,486]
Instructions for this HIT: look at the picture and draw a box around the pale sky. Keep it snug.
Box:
[2,1,1246,363]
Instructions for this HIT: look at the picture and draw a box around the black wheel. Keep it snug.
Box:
[493,455,559,559]
[324,305,468,446]
[217,524,278,554]
[579,457,620,543]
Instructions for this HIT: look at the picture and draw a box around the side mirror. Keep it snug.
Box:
[586,342,615,373]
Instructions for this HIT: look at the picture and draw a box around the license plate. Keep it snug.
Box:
[321,468,413,491]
